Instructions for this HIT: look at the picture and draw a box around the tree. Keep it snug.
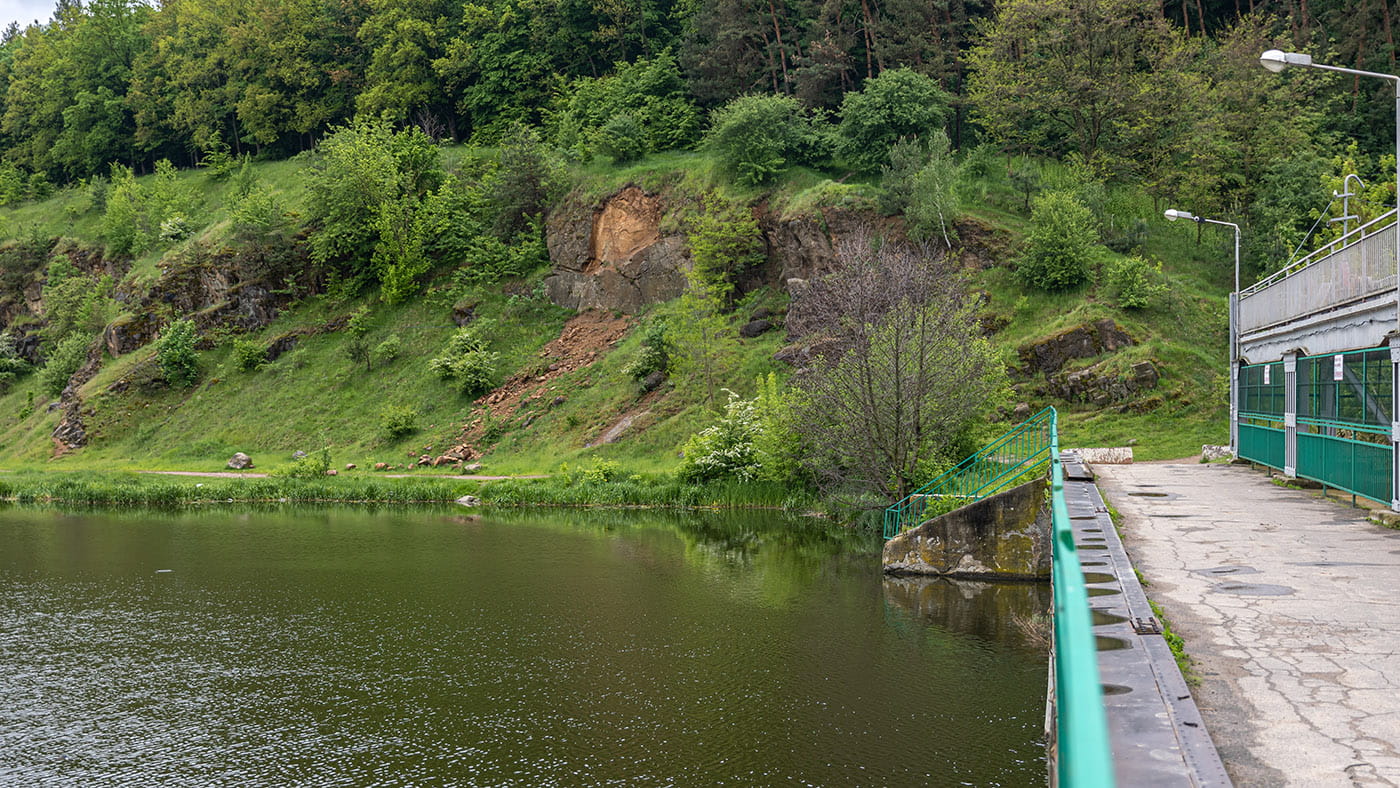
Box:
[965,0,1184,168]
[836,67,951,172]
[675,193,763,404]
[788,231,1006,498]
[547,51,700,159]
[304,117,442,288]
[881,132,960,247]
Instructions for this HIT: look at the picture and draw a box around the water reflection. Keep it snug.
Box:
[0,505,1046,786]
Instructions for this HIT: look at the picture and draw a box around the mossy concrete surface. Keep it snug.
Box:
[882,478,1051,579]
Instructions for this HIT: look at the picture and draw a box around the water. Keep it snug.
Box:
[0,505,1048,786]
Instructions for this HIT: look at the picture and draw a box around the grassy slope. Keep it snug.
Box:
[0,148,1231,473]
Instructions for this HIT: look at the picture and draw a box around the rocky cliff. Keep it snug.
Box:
[543,184,1010,314]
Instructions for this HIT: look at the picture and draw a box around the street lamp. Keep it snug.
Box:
[1166,209,1242,456]
[1260,49,1400,334]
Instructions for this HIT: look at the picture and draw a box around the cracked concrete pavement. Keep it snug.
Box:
[1095,461,1400,787]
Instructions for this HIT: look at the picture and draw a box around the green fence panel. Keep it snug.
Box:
[1238,422,1285,470]
[1296,429,1393,504]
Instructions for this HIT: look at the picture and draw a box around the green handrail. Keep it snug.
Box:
[882,407,1055,539]
[1049,410,1115,786]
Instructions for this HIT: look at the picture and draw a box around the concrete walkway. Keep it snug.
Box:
[1096,461,1400,787]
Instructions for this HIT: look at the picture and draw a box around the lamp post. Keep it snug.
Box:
[1166,209,1241,456]
[1260,49,1400,334]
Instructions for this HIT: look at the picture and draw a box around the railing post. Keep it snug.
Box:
[1284,351,1298,478]
[1230,293,1239,459]
[1390,335,1400,511]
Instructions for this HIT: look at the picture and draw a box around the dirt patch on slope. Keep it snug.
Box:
[429,310,633,465]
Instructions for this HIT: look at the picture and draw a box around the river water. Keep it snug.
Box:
[0,505,1048,786]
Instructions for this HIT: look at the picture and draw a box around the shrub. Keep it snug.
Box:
[38,332,90,396]
[595,114,647,163]
[678,391,763,483]
[0,331,30,380]
[306,117,443,284]
[1017,191,1099,292]
[231,337,267,372]
[548,52,701,159]
[581,458,621,483]
[159,214,192,243]
[371,334,402,367]
[380,404,419,438]
[1103,255,1168,309]
[703,94,822,186]
[836,68,953,172]
[41,257,116,346]
[271,447,332,478]
[624,319,672,381]
[156,318,199,387]
[101,164,144,257]
[429,324,499,395]
[489,126,559,240]
[231,186,286,244]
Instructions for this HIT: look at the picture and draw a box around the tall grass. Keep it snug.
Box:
[0,471,819,512]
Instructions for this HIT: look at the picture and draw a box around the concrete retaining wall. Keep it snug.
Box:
[882,478,1051,579]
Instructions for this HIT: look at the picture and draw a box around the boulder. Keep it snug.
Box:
[456,495,482,507]
[325,469,338,476]
[344,463,356,470]
[1018,319,1135,375]
[1047,360,1159,405]
[227,452,253,470]
[374,462,388,471]
[265,334,300,362]
[641,370,667,392]
[739,318,773,338]
[292,450,307,459]
[452,301,478,327]
[1201,445,1232,462]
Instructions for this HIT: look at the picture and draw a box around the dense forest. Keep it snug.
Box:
[0,0,1393,269]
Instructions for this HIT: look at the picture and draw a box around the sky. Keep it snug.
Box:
[0,0,52,30]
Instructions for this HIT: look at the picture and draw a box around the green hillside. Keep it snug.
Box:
[0,143,1232,481]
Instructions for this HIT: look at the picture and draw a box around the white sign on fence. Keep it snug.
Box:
[1264,365,1270,385]
[1335,354,1345,381]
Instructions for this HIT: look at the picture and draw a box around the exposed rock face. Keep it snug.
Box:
[544,186,689,312]
[1047,359,1160,405]
[1018,319,1135,375]
[50,340,106,452]
[545,188,1010,314]
[103,313,159,357]
[883,478,1052,579]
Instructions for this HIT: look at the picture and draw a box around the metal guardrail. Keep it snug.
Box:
[1238,210,1398,337]
[882,409,1113,785]
[881,407,1055,540]
[1050,418,1115,787]
[1242,209,1397,296]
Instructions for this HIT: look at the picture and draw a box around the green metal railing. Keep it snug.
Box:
[1049,412,1115,787]
[1296,418,1393,504]
[882,408,1114,784]
[882,407,1055,540]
